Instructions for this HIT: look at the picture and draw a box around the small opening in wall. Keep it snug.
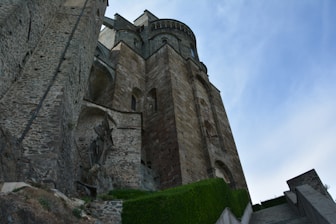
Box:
[131,95,136,111]
[190,44,196,58]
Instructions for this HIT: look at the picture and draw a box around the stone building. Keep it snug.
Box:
[80,10,248,192]
[0,1,247,195]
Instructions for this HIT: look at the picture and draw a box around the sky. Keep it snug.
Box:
[105,0,336,204]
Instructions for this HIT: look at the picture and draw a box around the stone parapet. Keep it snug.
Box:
[296,184,336,224]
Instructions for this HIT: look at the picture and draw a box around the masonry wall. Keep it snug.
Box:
[0,0,64,98]
[210,86,248,189]
[0,0,107,194]
[143,45,182,189]
[167,47,209,184]
[110,42,146,111]
[75,101,142,192]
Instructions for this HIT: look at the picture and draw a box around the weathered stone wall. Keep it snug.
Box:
[87,200,122,224]
[75,101,142,192]
[99,27,117,50]
[85,58,116,108]
[0,127,22,182]
[0,0,107,193]
[0,0,64,98]
[167,47,209,185]
[287,169,333,200]
[210,85,248,189]
[109,42,146,112]
[143,45,182,189]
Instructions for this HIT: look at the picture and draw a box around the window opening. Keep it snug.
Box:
[131,95,136,111]
[190,44,195,58]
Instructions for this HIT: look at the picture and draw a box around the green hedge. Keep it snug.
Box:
[121,178,249,224]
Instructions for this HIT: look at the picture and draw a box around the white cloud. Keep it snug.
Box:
[240,74,336,202]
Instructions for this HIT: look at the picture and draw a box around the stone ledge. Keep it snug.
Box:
[296,184,336,224]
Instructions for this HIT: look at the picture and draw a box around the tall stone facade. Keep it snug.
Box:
[0,0,108,194]
[96,10,248,191]
[0,4,248,195]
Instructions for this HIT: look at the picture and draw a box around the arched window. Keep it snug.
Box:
[86,59,114,108]
[190,43,196,58]
[131,87,142,112]
[214,160,235,188]
[147,88,157,113]
[131,95,136,111]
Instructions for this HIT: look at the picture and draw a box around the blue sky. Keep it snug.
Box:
[105,0,336,203]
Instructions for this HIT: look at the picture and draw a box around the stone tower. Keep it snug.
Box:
[92,10,248,191]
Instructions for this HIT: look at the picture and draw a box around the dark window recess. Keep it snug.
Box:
[131,95,136,111]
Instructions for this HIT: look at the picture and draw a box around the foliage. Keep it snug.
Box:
[72,208,82,218]
[81,196,92,204]
[38,197,51,211]
[121,178,249,224]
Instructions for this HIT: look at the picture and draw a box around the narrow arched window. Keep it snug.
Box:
[147,88,157,113]
[131,95,136,111]
[190,44,196,58]
[131,87,142,112]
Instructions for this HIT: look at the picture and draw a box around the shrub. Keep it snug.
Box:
[111,189,153,199]
[38,197,51,211]
[72,208,82,218]
[121,178,249,224]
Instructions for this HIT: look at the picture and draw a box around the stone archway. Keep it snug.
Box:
[214,160,235,188]
[85,59,114,107]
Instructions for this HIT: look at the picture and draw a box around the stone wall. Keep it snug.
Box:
[109,42,146,112]
[87,200,123,224]
[0,0,107,194]
[168,48,209,184]
[0,0,64,98]
[287,169,333,200]
[75,101,142,192]
[208,84,248,190]
[143,45,182,189]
